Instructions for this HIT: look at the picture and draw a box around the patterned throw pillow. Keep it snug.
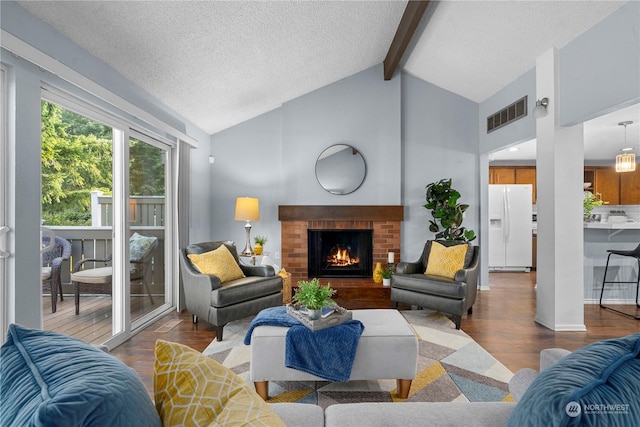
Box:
[129,232,158,262]
[154,340,285,427]
[425,241,469,279]
[187,244,245,283]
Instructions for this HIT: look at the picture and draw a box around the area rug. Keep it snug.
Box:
[202,309,515,408]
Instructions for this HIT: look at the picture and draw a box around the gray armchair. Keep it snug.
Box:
[390,240,479,329]
[179,241,283,341]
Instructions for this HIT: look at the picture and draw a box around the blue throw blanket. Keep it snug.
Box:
[244,306,365,382]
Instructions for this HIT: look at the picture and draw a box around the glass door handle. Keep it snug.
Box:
[0,226,9,259]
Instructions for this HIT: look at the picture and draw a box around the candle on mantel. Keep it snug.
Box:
[388,252,394,263]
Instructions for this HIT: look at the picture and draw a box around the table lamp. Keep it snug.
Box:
[234,197,260,256]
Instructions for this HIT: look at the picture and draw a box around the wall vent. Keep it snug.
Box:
[487,96,527,133]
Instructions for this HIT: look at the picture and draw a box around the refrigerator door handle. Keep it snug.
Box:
[503,188,510,244]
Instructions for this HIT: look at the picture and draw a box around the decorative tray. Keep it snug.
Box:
[286,304,352,331]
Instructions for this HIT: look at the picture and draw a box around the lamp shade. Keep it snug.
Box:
[234,197,260,221]
[615,152,636,172]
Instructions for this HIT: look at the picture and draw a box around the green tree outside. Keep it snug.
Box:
[41,101,165,226]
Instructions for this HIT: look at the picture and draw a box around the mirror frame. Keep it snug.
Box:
[315,144,367,195]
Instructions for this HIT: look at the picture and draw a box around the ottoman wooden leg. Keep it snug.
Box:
[254,381,269,400]
[397,379,412,399]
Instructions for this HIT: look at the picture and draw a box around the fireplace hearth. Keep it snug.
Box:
[308,229,373,278]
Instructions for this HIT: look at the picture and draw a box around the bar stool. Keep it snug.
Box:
[599,243,640,320]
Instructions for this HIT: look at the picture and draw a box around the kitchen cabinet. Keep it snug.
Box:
[515,168,536,203]
[594,167,620,205]
[489,167,516,184]
[620,167,640,204]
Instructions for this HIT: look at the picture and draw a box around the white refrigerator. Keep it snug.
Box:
[489,184,532,271]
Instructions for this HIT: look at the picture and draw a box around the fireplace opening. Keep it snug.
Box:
[308,229,373,278]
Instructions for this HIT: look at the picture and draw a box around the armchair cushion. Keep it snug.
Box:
[187,245,245,284]
[425,241,470,279]
[154,339,285,427]
[129,232,157,262]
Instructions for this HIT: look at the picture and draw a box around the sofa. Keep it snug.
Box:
[391,240,479,329]
[2,323,639,427]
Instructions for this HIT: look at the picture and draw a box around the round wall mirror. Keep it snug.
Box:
[315,144,366,195]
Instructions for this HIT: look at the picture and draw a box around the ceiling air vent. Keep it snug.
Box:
[487,96,527,133]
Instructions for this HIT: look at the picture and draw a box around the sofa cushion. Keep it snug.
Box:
[0,324,161,427]
[425,241,469,279]
[188,244,245,283]
[154,339,285,426]
[506,333,640,427]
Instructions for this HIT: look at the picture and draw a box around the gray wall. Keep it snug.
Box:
[210,65,405,257]
[559,1,640,125]
[401,73,479,260]
[210,67,481,264]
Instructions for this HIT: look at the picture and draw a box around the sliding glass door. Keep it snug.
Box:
[129,133,171,324]
[41,92,175,347]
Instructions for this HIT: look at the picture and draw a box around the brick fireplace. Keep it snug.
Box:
[278,205,403,281]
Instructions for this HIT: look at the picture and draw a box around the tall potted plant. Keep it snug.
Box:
[424,178,476,242]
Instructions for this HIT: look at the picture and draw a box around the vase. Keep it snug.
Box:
[373,262,383,283]
[254,244,263,255]
[307,308,322,320]
[383,278,391,287]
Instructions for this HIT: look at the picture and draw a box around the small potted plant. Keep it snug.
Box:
[253,235,268,255]
[381,268,393,287]
[292,278,336,320]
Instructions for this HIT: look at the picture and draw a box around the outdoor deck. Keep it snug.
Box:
[42,294,156,345]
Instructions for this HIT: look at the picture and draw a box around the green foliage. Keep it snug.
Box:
[292,278,336,310]
[41,101,166,226]
[583,191,603,218]
[129,138,165,196]
[380,267,393,279]
[253,235,268,245]
[424,178,476,242]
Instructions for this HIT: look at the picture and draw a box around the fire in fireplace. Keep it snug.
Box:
[308,229,372,277]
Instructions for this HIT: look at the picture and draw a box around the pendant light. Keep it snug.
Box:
[615,121,635,173]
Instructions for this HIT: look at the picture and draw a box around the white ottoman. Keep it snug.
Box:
[250,309,418,399]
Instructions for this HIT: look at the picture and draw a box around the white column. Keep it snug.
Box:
[535,48,586,331]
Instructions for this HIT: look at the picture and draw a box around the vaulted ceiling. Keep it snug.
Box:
[17,0,629,141]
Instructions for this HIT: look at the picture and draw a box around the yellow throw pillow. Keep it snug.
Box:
[425,241,469,279]
[154,340,285,427]
[187,245,245,283]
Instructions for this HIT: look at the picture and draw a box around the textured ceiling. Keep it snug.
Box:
[16,0,631,144]
[17,0,406,134]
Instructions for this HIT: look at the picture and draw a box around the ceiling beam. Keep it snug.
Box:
[383,0,431,81]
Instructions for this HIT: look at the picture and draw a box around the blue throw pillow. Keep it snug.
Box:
[506,333,640,427]
[0,324,161,427]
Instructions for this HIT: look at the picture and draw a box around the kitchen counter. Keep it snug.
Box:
[584,221,640,229]
[583,226,640,304]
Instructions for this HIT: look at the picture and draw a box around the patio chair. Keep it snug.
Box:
[42,235,72,313]
[70,233,158,315]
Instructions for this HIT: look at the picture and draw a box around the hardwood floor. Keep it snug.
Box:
[110,272,640,395]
